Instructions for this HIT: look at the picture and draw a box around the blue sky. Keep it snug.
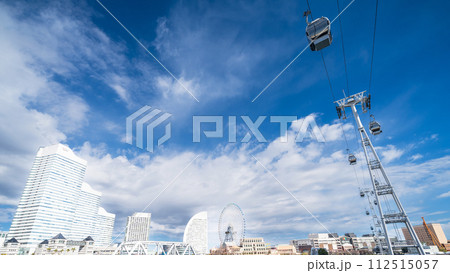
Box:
[0,0,449,247]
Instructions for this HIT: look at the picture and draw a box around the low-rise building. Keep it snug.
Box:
[34,233,95,255]
[339,235,354,251]
[240,238,270,255]
[290,239,313,254]
[308,233,341,252]
[275,244,297,255]
[351,236,376,250]
[0,238,20,255]
[423,245,440,255]
[210,244,242,255]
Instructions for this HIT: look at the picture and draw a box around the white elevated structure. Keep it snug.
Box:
[183,211,208,255]
[115,241,196,255]
[7,144,115,247]
[335,91,425,255]
[124,212,151,242]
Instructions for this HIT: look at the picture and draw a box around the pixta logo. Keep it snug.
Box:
[126,106,326,152]
[193,115,325,143]
[126,106,171,152]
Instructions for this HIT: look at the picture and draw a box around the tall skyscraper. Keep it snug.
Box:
[8,144,115,247]
[124,212,151,242]
[183,211,208,255]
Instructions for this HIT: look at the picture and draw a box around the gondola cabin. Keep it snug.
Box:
[305,16,332,51]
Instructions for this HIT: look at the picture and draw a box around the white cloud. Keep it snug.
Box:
[319,120,354,142]
[155,75,199,101]
[75,128,367,244]
[67,117,450,247]
[110,84,130,104]
[149,0,316,105]
[0,1,134,208]
[380,145,404,163]
[428,211,447,216]
[71,116,430,246]
[410,154,423,161]
[438,191,450,199]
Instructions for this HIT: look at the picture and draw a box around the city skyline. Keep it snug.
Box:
[4,145,449,251]
[1,0,450,249]
[1,143,449,254]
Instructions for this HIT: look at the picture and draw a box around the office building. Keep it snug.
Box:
[351,236,376,250]
[70,183,102,241]
[402,222,447,246]
[274,244,297,255]
[94,207,115,246]
[290,239,313,254]
[7,144,115,247]
[308,233,341,251]
[183,211,208,255]
[124,212,151,242]
[339,235,354,251]
[240,238,270,255]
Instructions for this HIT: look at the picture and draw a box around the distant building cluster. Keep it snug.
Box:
[210,228,449,255]
[292,233,377,255]
[210,233,378,255]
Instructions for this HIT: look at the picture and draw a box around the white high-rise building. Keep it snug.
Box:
[94,207,115,246]
[70,183,101,241]
[124,213,151,242]
[183,211,208,255]
[7,144,115,247]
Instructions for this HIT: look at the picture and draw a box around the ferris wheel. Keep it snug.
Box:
[218,203,246,246]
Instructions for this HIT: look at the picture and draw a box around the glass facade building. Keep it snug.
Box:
[8,144,115,247]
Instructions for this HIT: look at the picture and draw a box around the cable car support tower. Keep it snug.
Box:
[335,91,425,255]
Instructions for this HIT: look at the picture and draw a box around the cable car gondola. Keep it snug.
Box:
[369,115,382,135]
[304,11,332,51]
[347,149,357,165]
